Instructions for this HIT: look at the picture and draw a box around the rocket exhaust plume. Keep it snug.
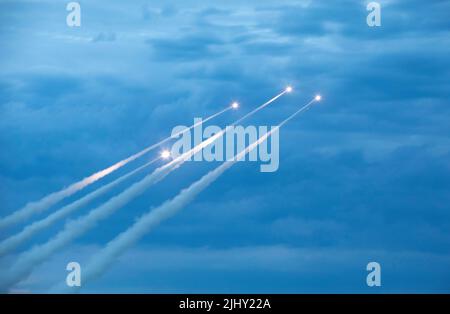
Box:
[54,96,321,292]
[0,137,215,290]
[0,157,161,257]
[0,106,233,230]
[0,90,288,290]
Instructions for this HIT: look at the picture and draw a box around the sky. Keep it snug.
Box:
[0,0,449,293]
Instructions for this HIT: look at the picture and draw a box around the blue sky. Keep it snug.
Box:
[0,0,449,293]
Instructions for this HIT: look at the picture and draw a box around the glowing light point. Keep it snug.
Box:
[161,150,171,159]
[315,94,322,101]
[285,86,293,93]
[231,102,239,109]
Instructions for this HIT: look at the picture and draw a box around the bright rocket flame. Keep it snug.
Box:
[285,86,293,93]
[315,94,322,101]
[160,150,171,159]
[231,102,239,109]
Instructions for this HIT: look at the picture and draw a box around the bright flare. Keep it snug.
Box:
[285,86,293,93]
[161,150,171,159]
[315,94,322,101]
[231,102,239,109]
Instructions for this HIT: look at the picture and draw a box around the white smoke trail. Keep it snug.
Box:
[0,106,232,230]
[55,97,320,292]
[0,91,287,290]
[0,157,162,257]
[234,90,287,124]
[0,133,222,290]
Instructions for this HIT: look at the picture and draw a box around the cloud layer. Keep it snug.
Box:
[0,0,449,292]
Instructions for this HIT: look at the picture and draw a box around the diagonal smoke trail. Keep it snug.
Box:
[0,132,222,291]
[0,90,288,290]
[0,106,233,230]
[234,90,287,124]
[0,157,162,257]
[55,96,320,292]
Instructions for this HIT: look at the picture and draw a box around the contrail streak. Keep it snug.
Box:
[55,96,320,292]
[0,90,287,290]
[234,90,287,124]
[0,106,232,230]
[0,157,162,257]
[0,134,219,290]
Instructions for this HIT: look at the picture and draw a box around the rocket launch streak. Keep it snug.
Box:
[0,104,234,229]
